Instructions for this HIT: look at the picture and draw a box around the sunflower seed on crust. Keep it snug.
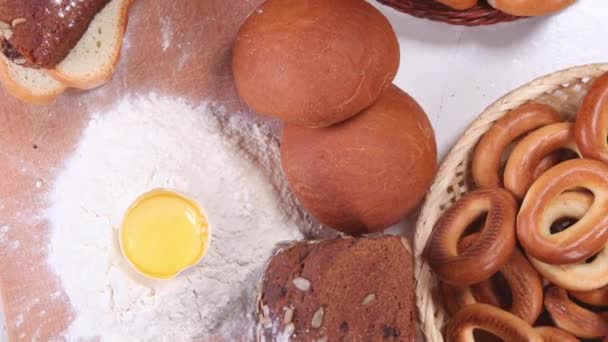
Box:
[2,29,13,40]
[11,18,25,27]
[262,304,270,317]
[283,323,295,337]
[311,307,325,329]
[283,306,294,324]
[362,293,377,306]
[259,314,272,329]
[256,321,265,342]
[293,277,311,291]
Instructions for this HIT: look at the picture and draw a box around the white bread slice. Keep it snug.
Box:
[0,54,66,104]
[48,0,131,90]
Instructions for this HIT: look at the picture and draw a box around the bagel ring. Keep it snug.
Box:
[532,243,608,291]
[439,234,481,316]
[487,0,576,16]
[434,0,477,10]
[575,72,608,163]
[445,304,542,342]
[534,326,578,342]
[440,282,477,316]
[527,191,608,290]
[518,159,608,264]
[504,122,580,199]
[532,151,561,179]
[439,233,542,323]
[472,103,561,189]
[570,285,608,308]
[471,245,543,324]
[544,286,608,338]
[426,188,517,285]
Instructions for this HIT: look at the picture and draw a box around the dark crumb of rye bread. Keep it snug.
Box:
[0,0,111,68]
[259,236,414,341]
[382,325,400,338]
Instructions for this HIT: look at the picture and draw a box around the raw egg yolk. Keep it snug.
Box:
[120,189,210,279]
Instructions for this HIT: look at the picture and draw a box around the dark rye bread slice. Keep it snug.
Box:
[0,0,111,68]
[257,236,415,342]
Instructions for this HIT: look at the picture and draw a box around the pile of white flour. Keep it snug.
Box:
[46,95,318,341]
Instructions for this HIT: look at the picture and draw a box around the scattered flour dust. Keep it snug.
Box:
[46,94,317,341]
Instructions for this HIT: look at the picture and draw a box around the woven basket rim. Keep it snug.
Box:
[413,63,608,341]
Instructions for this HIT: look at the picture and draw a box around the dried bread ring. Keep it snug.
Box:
[504,122,580,199]
[440,282,477,316]
[534,326,578,342]
[575,72,608,163]
[518,159,608,264]
[445,303,542,342]
[440,234,502,316]
[487,0,576,16]
[532,243,608,291]
[440,234,496,316]
[526,191,608,291]
[470,246,543,324]
[532,151,561,179]
[434,0,478,10]
[426,188,517,285]
[544,286,608,338]
[463,231,543,324]
[472,103,561,189]
[570,286,608,308]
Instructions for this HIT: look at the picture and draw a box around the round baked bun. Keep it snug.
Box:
[281,85,437,235]
[232,0,400,128]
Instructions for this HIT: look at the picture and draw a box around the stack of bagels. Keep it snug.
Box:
[426,73,608,341]
[435,0,576,16]
[232,0,437,235]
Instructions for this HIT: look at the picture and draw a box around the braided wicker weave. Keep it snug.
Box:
[376,0,521,26]
[414,64,608,341]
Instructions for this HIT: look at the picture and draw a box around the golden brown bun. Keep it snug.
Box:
[232,0,399,128]
[281,85,437,234]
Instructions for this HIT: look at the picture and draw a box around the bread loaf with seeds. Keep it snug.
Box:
[0,0,111,68]
[256,236,415,341]
[0,0,132,103]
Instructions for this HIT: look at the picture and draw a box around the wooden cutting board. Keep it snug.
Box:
[0,1,265,340]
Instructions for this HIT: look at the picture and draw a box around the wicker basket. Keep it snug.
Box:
[413,63,608,341]
[377,0,521,26]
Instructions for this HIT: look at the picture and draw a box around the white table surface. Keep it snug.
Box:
[2,1,607,341]
[374,0,608,160]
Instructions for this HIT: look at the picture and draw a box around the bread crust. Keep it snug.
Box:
[233,0,399,128]
[0,0,112,68]
[0,0,132,103]
[256,236,415,342]
[48,0,133,89]
[0,54,66,104]
[281,85,437,234]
